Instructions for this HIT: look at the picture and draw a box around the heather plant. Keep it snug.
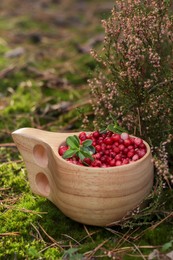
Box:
[83,0,173,188]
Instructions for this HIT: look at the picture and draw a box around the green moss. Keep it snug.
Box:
[0,1,173,259]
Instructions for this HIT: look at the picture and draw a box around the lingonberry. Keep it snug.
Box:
[92,131,100,138]
[94,153,101,159]
[113,146,120,154]
[122,158,130,165]
[83,158,92,165]
[79,132,87,141]
[139,143,146,149]
[119,144,125,151]
[122,148,128,155]
[137,149,146,158]
[95,144,101,152]
[121,132,129,140]
[105,150,110,155]
[134,137,142,146]
[132,154,139,161]
[92,141,97,146]
[115,154,122,161]
[104,137,113,145]
[115,160,122,166]
[111,133,121,142]
[127,150,135,158]
[124,139,132,147]
[110,159,116,166]
[110,151,116,158]
[59,145,68,156]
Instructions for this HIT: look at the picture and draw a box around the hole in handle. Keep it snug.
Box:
[35,172,50,197]
[33,144,48,168]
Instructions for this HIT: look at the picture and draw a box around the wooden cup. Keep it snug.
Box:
[12,128,154,226]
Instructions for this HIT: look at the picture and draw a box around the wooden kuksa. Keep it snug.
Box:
[12,128,154,226]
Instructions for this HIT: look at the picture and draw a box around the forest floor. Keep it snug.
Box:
[0,0,173,259]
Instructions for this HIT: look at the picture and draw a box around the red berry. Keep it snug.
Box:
[100,155,107,163]
[119,144,125,151]
[104,137,113,145]
[139,143,146,149]
[127,150,135,158]
[121,132,129,140]
[83,158,92,165]
[128,145,134,150]
[111,133,121,142]
[101,164,107,168]
[137,149,146,158]
[92,141,97,146]
[106,157,111,164]
[113,146,120,154]
[122,148,128,154]
[115,154,122,161]
[95,144,101,152]
[79,132,87,141]
[59,145,68,156]
[110,159,116,166]
[93,153,101,159]
[134,137,142,146]
[124,139,132,147]
[101,143,107,150]
[115,160,122,166]
[110,151,116,158]
[122,158,130,165]
[92,131,100,139]
[106,131,113,137]
[91,160,102,167]
[132,154,139,161]
[105,150,110,155]
[98,137,104,144]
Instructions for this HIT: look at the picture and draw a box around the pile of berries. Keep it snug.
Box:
[58,131,147,167]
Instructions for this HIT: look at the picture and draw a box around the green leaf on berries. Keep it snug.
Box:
[77,151,86,161]
[79,149,94,160]
[73,135,80,146]
[62,149,77,159]
[82,139,93,147]
[63,133,95,161]
[87,146,95,154]
[66,135,79,149]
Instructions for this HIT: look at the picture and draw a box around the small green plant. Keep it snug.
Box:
[62,135,95,161]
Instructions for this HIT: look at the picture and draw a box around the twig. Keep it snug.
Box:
[0,232,20,236]
[148,78,173,94]
[38,224,64,250]
[3,205,47,217]
[84,238,110,258]
[133,243,147,260]
[30,223,44,241]
[39,243,59,254]
[62,234,81,245]
[150,212,173,230]
[83,225,95,242]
